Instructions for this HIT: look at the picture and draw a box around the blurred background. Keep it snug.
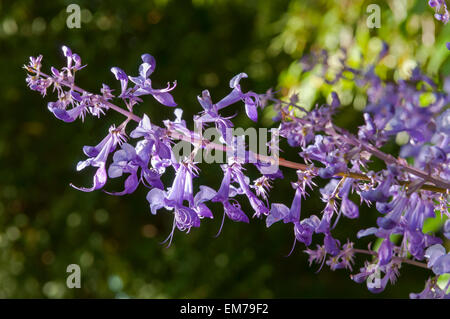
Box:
[0,0,448,298]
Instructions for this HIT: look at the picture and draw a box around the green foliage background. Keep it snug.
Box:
[0,0,448,298]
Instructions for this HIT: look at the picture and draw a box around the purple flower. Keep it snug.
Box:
[111,67,129,98]
[71,125,126,192]
[416,145,447,170]
[47,90,108,123]
[338,178,359,219]
[130,114,172,160]
[357,227,378,238]
[223,200,249,223]
[425,244,450,275]
[293,215,320,246]
[429,0,449,24]
[410,278,449,299]
[212,166,233,203]
[431,254,450,275]
[361,175,392,203]
[195,89,235,140]
[266,182,304,228]
[281,121,315,148]
[378,238,393,266]
[145,161,212,245]
[251,176,273,202]
[173,205,201,232]
[211,166,251,227]
[376,193,408,229]
[444,219,450,239]
[304,245,327,267]
[146,188,166,215]
[100,84,114,100]
[146,186,201,245]
[106,141,164,195]
[128,53,177,107]
[47,91,84,122]
[62,45,86,73]
[192,185,216,219]
[285,187,302,223]
[367,269,392,294]
[324,232,340,256]
[25,54,43,72]
[215,73,261,122]
[429,0,439,7]
[340,197,359,219]
[358,113,377,141]
[229,165,268,217]
[106,143,140,195]
[266,203,289,227]
[403,194,434,232]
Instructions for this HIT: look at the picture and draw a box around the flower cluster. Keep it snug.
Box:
[428,0,450,50]
[429,0,449,24]
[25,44,449,298]
[273,46,450,296]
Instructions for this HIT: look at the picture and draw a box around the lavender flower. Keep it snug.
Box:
[71,125,127,192]
[425,244,450,275]
[215,73,261,122]
[429,0,449,24]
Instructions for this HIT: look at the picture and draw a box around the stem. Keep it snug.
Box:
[331,125,450,190]
[352,248,430,270]
[39,70,142,122]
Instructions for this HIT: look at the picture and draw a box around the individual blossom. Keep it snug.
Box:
[212,165,250,229]
[334,241,356,271]
[230,164,269,218]
[375,191,408,230]
[251,176,273,202]
[266,180,305,228]
[106,142,164,195]
[215,73,262,122]
[338,178,359,219]
[304,244,327,268]
[24,55,53,96]
[378,238,393,266]
[444,219,450,239]
[360,174,393,203]
[106,143,141,195]
[315,179,340,234]
[293,215,320,246]
[194,89,235,141]
[71,125,127,192]
[128,53,177,107]
[323,231,341,256]
[145,160,211,245]
[46,90,86,122]
[326,242,355,271]
[429,0,449,24]
[410,277,450,299]
[425,244,450,275]
[61,45,86,75]
[130,114,172,160]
